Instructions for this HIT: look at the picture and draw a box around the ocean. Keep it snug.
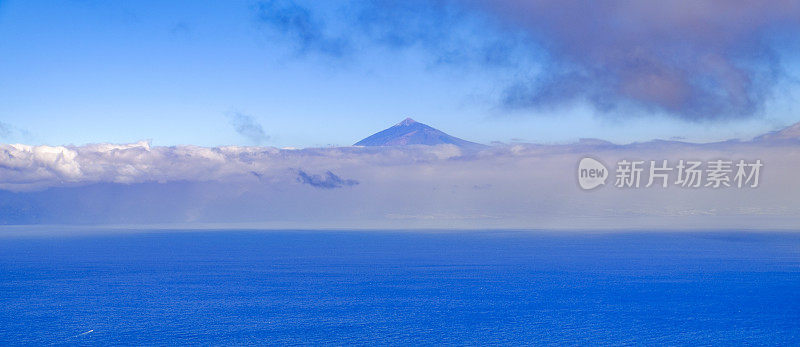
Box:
[0,230,798,345]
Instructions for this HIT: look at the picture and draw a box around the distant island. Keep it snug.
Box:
[356,117,800,147]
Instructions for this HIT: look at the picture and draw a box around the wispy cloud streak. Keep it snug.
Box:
[0,121,11,138]
[296,169,359,189]
[229,113,270,144]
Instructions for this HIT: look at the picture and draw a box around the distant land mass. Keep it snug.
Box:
[354,118,800,149]
[354,118,487,150]
[754,121,800,142]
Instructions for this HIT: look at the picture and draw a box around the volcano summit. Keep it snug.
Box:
[354,118,486,150]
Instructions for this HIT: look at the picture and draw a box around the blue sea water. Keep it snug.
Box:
[0,230,798,345]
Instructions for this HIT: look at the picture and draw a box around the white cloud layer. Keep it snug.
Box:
[0,140,798,229]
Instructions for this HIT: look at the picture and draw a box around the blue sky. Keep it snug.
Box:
[2,0,800,148]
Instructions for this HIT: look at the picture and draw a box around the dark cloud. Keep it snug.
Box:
[228,113,269,144]
[253,0,800,121]
[296,169,359,189]
[479,0,800,120]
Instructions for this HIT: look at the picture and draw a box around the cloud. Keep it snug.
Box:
[170,21,192,38]
[253,0,533,67]
[254,0,349,56]
[253,0,800,120]
[228,113,270,144]
[352,0,533,67]
[296,169,358,189]
[479,0,800,120]
[0,121,11,138]
[1,139,798,230]
[0,141,463,191]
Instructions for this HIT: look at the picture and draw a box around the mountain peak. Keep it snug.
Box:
[354,118,486,150]
[396,117,417,126]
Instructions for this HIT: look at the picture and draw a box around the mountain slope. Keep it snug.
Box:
[354,118,486,149]
[754,121,800,142]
